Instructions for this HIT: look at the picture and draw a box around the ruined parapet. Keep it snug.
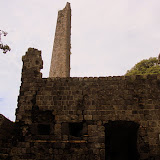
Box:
[49,2,71,77]
[16,48,43,122]
[21,48,43,81]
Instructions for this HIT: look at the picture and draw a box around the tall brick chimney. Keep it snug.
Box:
[49,2,71,77]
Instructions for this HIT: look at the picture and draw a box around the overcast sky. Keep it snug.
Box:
[1,0,160,121]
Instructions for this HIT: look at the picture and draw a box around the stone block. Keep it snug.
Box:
[84,115,92,120]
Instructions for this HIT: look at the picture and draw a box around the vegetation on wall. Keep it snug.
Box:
[125,57,160,76]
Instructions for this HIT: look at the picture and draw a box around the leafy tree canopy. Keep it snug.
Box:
[125,57,160,76]
[0,30,11,54]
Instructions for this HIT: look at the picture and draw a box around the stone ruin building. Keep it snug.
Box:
[0,2,160,160]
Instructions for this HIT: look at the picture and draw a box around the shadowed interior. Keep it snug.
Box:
[105,121,140,160]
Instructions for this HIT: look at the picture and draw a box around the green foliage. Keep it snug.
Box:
[125,57,160,76]
[0,30,11,54]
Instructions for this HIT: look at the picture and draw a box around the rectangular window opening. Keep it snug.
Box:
[69,122,83,137]
[38,124,50,135]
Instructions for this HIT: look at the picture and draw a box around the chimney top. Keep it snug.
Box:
[65,2,70,8]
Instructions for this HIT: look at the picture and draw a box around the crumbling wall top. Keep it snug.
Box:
[21,48,43,81]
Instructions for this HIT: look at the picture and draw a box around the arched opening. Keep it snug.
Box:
[105,120,140,160]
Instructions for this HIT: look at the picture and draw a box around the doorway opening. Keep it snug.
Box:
[105,120,139,160]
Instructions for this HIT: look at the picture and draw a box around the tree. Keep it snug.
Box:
[125,57,160,76]
[0,30,11,54]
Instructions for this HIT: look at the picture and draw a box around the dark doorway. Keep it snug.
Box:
[105,120,139,160]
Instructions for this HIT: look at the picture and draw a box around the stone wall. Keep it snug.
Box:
[12,48,160,160]
[49,2,71,78]
[0,114,16,159]
[2,2,160,159]
[0,114,15,146]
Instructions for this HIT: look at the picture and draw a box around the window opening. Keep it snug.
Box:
[38,124,50,135]
[69,122,83,137]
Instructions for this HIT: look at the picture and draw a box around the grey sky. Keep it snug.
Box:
[0,0,160,121]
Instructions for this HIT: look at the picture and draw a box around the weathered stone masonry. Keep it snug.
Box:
[1,2,160,160]
[3,48,159,160]
[49,2,71,78]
